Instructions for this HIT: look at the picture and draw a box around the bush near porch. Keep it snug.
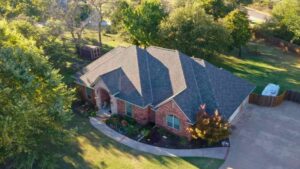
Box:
[106,114,155,139]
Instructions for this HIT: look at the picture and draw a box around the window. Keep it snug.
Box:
[166,115,180,130]
[125,102,132,117]
[86,87,93,99]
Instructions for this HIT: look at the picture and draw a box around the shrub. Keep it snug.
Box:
[179,137,189,146]
[89,111,97,117]
[187,104,231,145]
[125,125,139,137]
[141,128,151,137]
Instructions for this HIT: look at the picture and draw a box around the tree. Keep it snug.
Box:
[224,9,251,57]
[0,20,74,169]
[272,0,300,43]
[159,4,232,57]
[64,0,92,52]
[200,0,234,20]
[87,0,117,47]
[187,105,231,145]
[0,0,53,21]
[122,0,167,46]
[110,1,130,33]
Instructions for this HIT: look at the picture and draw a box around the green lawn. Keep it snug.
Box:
[207,40,300,93]
[58,115,224,169]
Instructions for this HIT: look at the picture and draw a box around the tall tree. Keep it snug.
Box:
[224,9,251,57]
[200,0,234,20]
[122,0,167,47]
[159,4,232,57]
[88,0,117,47]
[0,20,74,169]
[0,0,53,21]
[64,0,92,51]
[272,0,300,43]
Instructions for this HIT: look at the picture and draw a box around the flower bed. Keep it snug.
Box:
[140,127,229,149]
[105,114,229,149]
[105,114,154,140]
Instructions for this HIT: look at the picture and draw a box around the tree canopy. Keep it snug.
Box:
[0,0,54,21]
[159,4,232,57]
[224,9,251,56]
[121,0,167,46]
[199,0,234,20]
[272,0,300,42]
[0,20,74,169]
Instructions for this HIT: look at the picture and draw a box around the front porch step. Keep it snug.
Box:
[96,111,111,120]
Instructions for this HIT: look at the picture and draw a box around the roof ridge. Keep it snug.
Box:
[145,50,154,106]
[133,45,145,104]
[147,45,177,52]
[81,46,125,74]
[189,56,203,105]
[201,60,221,109]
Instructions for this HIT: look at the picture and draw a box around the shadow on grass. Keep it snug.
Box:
[57,113,223,169]
[183,157,225,169]
[207,40,300,93]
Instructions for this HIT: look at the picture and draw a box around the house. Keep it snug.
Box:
[75,45,255,139]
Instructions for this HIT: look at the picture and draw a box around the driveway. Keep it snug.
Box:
[221,101,300,169]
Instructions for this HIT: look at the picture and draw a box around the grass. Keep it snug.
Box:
[207,40,300,93]
[58,114,224,169]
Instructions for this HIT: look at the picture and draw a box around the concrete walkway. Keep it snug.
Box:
[90,117,229,159]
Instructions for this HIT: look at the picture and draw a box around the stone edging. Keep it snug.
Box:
[90,117,229,159]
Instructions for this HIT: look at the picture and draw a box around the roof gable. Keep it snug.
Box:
[77,45,255,122]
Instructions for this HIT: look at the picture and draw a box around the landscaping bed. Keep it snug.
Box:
[140,127,229,149]
[105,114,155,140]
[105,114,229,149]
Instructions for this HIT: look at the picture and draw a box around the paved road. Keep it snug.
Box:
[221,101,300,169]
[244,7,271,23]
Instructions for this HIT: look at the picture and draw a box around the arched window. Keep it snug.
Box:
[166,115,180,130]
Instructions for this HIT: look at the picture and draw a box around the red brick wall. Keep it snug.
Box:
[132,106,150,124]
[117,99,125,115]
[155,100,192,139]
[149,109,156,123]
[116,99,150,124]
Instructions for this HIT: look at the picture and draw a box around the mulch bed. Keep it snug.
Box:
[105,114,229,149]
[140,127,229,149]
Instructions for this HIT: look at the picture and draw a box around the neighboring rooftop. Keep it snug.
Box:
[76,45,255,123]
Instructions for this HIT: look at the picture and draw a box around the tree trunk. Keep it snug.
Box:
[238,46,242,57]
[97,5,103,48]
[98,20,102,48]
[75,32,82,54]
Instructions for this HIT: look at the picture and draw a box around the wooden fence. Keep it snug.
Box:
[249,90,300,107]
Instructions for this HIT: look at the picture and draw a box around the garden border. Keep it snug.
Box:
[90,117,229,159]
